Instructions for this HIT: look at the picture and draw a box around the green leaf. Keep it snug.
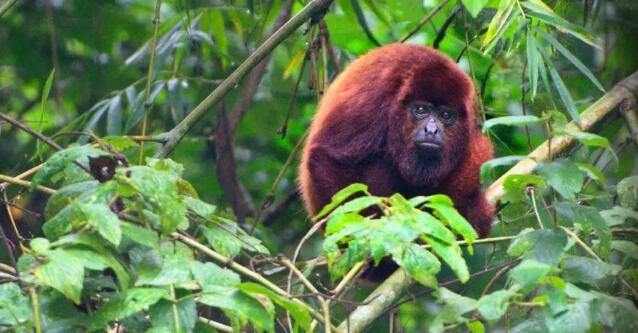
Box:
[466,320,485,333]
[44,180,99,220]
[424,236,469,283]
[536,28,604,92]
[433,287,477,325]
[569,130,612,150]
[93,288,168,329]
[75,203,122,246]
[482,0,517,51]
[117,166,188,234]
[326,212,366,235]
[191,261,240,291]
[575,162,606,187]
[149,298,197,333]
[314,183,369,219]
[561,255,621,286]
[427,203,478,248]
[509,259,552,292]
[121,222,159,248]
[554,202,611,257]
[611,240,638,260]
[477,288,517,322]
[522,1,597,47]
[30,238,50,254]
[210,10,229,68]
[537,159,584,200]
[600,206,638,226]
[35,249,85,304]
[330,196,382,217]
[482,115,544,133]
[545,302,591,333]
[526,28,540,99]
[480,155,527,183]
[589,292,638,331]
[34,68,56,158]
[199,224,242,258]
[106,94,122,135]
[183,196,217,220]
[136,242,193,286]
[239,283,312,331]
[617,176,638,209]
[507,229,566,266]
[395,243,440,288]
[198,289,274,333]
[0,283,32,328]
[539,45,580,122]
[502,174,546,203]
[32,145,108,187]
[462,0,488,17]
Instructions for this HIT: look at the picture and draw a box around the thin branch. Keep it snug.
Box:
[399,0,450,42]
[197,317,235,332]
[0,0,18,18]
[0,113,62,150]
[173,232,337,331]
[139,0,163,164]
[0,164,42,192]
[432,5,460,49]
[0,174,56,195]
[154,0,334,158]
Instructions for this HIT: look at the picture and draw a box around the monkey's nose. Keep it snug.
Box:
[425,122,438,135]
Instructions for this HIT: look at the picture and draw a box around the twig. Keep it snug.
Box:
[400,0,450,42]
[0,174,55,195]
[173,232,337,331]
[0,0,18,18]
[0,164,42,191]
[0,113,62,150]
[560,226,638,299]
[154,0,334,158]
[29,287,42,333]
[432,5,460,49]
[139,0,163,164]
[281,257,333,333]
[250,131,309,233]
[197,317,234,332]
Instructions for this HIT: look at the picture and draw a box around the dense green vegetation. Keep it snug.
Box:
[0,0,636,332]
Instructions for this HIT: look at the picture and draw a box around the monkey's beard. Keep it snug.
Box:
[389,144,454,188]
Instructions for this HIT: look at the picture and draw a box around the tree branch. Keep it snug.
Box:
[154,0,333,158]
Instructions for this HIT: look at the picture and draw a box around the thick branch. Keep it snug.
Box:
[335,70,638,333]
[154,0,333,158]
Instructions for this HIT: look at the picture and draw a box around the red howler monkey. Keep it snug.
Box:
[298,43,494,237]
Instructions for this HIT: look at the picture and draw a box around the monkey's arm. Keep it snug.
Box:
[300,145,357,215]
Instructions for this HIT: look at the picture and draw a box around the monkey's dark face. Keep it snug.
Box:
[408,101,458,158]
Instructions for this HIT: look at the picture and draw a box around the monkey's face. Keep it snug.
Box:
[408,101,459,158]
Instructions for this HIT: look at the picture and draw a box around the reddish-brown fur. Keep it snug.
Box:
[298,43,494,237]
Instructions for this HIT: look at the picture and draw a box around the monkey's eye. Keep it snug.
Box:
[441,110,451,120]
[413,105,427,115]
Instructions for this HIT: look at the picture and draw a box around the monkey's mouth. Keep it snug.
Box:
[415,141,442,150]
